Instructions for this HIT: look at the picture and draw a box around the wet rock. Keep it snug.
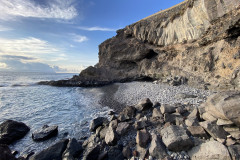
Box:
[160,104,176,114]
[200,121,229,139]
[116,122,130,135]
[188,141,231,160]
[108,146,124,160]
[105,126,118,146]
[32,125,58,141]
[149,134,167,159]
[187,126,208,139]
[30,139,69,160]
[0,120,30,145]
[228,144,240,160]
[90,117,108,132]
[82,145,101,160]
[136,129,151,148]
[0,144,16,160]
[118,106,136,122]
[122,146,132,159]
[62,138,83,160]
[135,98,153,111]
[161,125,194,151]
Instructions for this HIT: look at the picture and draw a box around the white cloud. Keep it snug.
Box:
[0,0,78,21]
[0,37,59,56]
[78,26,117,32]
[0,62,7,69]
[0,25,12,32]
[71,34,88,43]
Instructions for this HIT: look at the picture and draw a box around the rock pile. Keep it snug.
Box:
[1,91,240,160]
[80,92,240,160]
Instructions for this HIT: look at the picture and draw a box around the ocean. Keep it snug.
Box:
[0,72,110,156]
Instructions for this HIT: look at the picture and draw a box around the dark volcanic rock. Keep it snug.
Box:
[32,125,58,141]
[82,145,101,160]
[108,146,124,160]
[30,139,69,160]
[0,144,16,160]
[118,106,136,122]
[161,125,194,152]
[62,138,83,160]
[135,98,153,111]
[90,117,108,132]
[0,120,30,145]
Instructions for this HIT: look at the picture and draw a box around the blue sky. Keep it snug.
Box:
[0,0,183,73]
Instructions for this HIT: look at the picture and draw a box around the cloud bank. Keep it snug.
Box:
[0,0,78,20]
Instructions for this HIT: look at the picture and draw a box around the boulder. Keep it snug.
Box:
[134,120,148,130]
[122,146,132,159]
[99,126,108,139]
[187,126,208,139]
[228,144,240,160]
[185,118,199,127]
[152,107,163,119]
[90,117,108,132]
[217,119,234,126]
[149,134,167,159]
[188,141,231,160]
[135,98,153,111]
[160,104,176,114]
[82,145,101,160]
[116,122,130,135]
[200,121,229,139]
[164,113,182,124]
[62,138,83,160]
[136,129,151,148]
[0,144,16,160]
[188,108,199,119]
[203,92,240,127]
[109,119,118,129]
[161,125,194,151]
[32,125,58,141]
[30,139,69,160]
[118,106,136,121]
[105,126,118,146]
[108,146,124,160]
[136,144,149,160]
[201,112,217,122]
[0,120,30,145]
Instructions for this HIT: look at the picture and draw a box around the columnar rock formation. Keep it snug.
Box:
[41,0,240,90]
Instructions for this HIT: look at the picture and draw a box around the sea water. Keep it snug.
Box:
[0,72,110,156]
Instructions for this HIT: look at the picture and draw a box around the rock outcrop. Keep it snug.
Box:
[40,0,240,91]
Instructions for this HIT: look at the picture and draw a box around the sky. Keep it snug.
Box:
[0,0,183,73]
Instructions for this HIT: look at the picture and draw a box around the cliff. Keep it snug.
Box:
[42,0,240,90]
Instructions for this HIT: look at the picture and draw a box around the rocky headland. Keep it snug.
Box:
[40,0,240,91]
[3,0,240,160]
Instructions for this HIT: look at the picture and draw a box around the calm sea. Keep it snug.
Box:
[0,72,110,156]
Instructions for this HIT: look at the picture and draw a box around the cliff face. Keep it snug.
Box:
[45,0,240,90]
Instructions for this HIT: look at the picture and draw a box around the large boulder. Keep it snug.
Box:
[118,106,136,122]
[135,98,153,111]
[116,122,130,135]
[108,146,124,160]
[149,134,167,159]
[188,141,231,160]
[202,92,240,127]
[199,121,229,139]
[136,129,151,148]
[32,125,58,141]
[82,145,101,160]
[62,138,83,160]
[105,126,118,146]
[161,125,193,151]
[30,139,69,160]
[90,117,108,132]
[0,144,16,160]
[0,120,30,145]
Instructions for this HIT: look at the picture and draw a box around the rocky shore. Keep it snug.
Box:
[1,82,240,160]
